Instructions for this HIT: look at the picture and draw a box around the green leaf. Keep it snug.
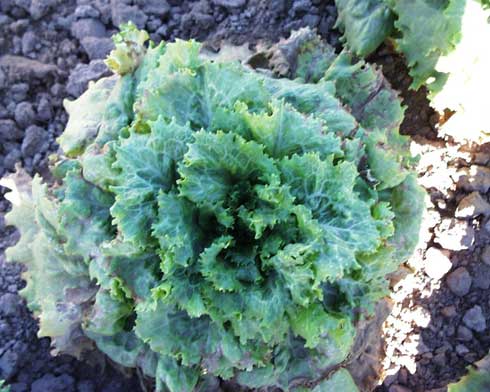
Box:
[238,100,342,159]
[392,0,465,91]
[335,0,394,56]
[58,170,114,261]
[111,117,193,246]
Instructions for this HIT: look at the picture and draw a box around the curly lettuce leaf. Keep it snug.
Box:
[335,0,394,56]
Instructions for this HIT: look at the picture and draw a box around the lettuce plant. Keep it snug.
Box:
[335,0,465,94]
[448,351,490,391]
[2,25,424,391]
[335,0,490,143]
[0,380,9,392]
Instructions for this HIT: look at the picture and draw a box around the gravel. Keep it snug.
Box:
[462,306,486,332]
[446,267,472,297]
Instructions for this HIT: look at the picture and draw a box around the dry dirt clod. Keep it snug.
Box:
[424,247,452,281]
[458,165,490,193]
[446,267,472,296]
[481,245,490,265]
[388,385,412,392]
[434,218,475,251]
[462,305,486,332]
[455,191,490,218]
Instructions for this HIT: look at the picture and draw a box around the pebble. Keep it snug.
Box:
[455,344,470,356]
[21,30,38,55]
[0,293,22,316]
[31,374,76,392]
[70,18,107,40]
[389,385,411,392]
[441,305,457,318]
[0,55,57,82]
[446,267,472,296]
[211,0,247,8]
[136,0,170,17]
[424,247,452,281]
[481,245,490,265]
[111,3,148,29]
[66,60,110,97]
[74,5,100,19]
[80,37,114,60]
[432,352,446,367]
[455,191,490,218]
[21,125,45,156]
[462,305,486,332]
[434,218,475,251]
[458,165,490,193]
[14,101,36,128]
[36,96,53,122]
[472,263,490,289]
[0,119,22,141]
[457,325,474,341]
[0,349,20,380]
[29,0,57,20]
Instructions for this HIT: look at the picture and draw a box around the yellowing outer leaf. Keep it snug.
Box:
[105,22,149,75]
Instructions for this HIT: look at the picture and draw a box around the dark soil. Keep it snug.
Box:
[373,48,490,392]
[1,1,489,392]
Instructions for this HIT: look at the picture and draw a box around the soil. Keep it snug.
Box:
[1,1,489,392]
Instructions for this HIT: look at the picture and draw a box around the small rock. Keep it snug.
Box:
[3,149,21,171]
[0,349,20,380]
[433,352,446,367]
[0,55,57,82]
[29,0,57,20]
[481,245,490,265]
[71,18,107,40]
[455,192,490,218]
[36,97,52,122]
[292,0,311,13]
[389,385,411,392]
[463,305,486,332]
[74,5,100,19]
[212,0,246,7]
[441,305,457,318]
[77,380,95,392]
[66,60,110,97]
[0,293,22,316]
[0,119,22,140]
[303,13,320,26]
[13,0,30,12]
[383,374,398,387]
[424,247,452,280]
[11,82,29,102]
[31,374,76,392]
[434,218,475,251]
[8,383,27,392]
[455,344,470,356]
[80,37,114,60]
[458,165,490,193]
[411,306,431,328]
[473,263,490,289]
[21,125,44,156]
[111,2,148,28]
[446,267,472,296]
[14,101,36,127]
[398,367,408,385]
[21,30,37,55]
[135,0,170,17]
